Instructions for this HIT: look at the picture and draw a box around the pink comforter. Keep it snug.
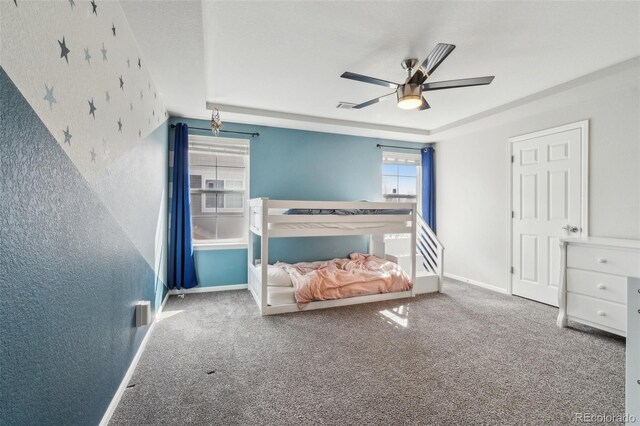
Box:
[275,253,412,304]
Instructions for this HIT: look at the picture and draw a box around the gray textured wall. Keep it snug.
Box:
[0,67,168,425]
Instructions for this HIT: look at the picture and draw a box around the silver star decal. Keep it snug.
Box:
[117,118,123,132]
[90,0,97,15]
[88,98,96,118]
[111,23,116,37]
[44,85,57,109]
[68,0,75,8]
[90,148,96,163]
[100,43,107,61]
[58,37,70,64]
[105,90,110,103]
[63,126,72,145]
[119,75,124,90]
[84,47,91,64]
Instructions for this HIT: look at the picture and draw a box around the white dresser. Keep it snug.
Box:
[628,277,640,422]
[556,237,640,422]
[557,237,640,336]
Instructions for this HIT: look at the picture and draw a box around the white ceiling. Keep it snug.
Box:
[123,1,640,141]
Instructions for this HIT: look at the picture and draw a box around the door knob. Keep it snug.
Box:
[561,224,579,233]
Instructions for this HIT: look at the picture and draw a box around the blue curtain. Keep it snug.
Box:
[421,146,436,233]
[168,123,198,290]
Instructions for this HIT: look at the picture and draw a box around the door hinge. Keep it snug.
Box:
[510,267,515,274]
[511,211,515,218]
[511,155,514,163]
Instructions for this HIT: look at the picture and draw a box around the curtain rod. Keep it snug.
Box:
[170,124,259,138]
[376,144,430,151]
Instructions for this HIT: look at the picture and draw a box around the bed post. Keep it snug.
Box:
[260,198,269,315]
[248,202,254,297]
[410,203,417,295]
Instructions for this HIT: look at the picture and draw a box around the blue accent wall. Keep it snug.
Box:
[169,117,426,287]
[0,68,168,425]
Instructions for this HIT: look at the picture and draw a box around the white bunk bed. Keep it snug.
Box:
[247,198,443,315]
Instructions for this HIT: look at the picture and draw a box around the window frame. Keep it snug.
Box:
[188,135,250,250]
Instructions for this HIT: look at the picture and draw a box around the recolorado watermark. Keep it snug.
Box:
[574,412,636,423]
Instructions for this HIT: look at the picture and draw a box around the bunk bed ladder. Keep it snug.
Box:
[416,213,444,292]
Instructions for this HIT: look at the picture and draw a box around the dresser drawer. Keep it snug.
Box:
[567,244,640,277]
[567,293,626,333]
[567,268,627,304]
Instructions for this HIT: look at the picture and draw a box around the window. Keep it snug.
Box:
[382,151,421,211]
[188,135,249,246]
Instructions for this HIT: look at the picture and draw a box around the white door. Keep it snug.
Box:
[511,125,585,306]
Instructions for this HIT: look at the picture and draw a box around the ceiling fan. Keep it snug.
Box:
[340,43,494,111]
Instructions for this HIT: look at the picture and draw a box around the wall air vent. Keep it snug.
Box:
[336,102,356,109]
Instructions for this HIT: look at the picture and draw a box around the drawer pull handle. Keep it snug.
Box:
[597,258,607,264]
[597,310,606,316]
[596,284,606,290]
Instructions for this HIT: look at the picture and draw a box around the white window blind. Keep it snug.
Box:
[188,135,249,245]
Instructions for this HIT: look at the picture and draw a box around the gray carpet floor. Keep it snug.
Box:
[110,279,625,425]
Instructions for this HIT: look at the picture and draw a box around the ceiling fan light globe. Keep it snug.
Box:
[396,83,422,110]
[398,96,422,110]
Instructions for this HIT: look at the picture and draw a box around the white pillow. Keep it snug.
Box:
[267,265,292,287]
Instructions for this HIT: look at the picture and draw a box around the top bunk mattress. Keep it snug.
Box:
[268,221,396,230]
[284,207,411,215]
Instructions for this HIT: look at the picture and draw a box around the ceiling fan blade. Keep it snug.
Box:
[422,76,495,91]
[408,43,456,84]
[352,92,396,109]
[341,71,399,89]
[418,97,430,111]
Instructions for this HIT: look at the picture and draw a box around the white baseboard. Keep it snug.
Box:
[444,273,509,295]
[168,283,248,295]
[99,290,170,426]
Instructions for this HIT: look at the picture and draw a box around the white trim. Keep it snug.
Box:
[99,290,170,426]
[206,102,430,138]
[444,273,509,295]
[193,242,248,251]
[168,284,248,295]
[506,120,589,296]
